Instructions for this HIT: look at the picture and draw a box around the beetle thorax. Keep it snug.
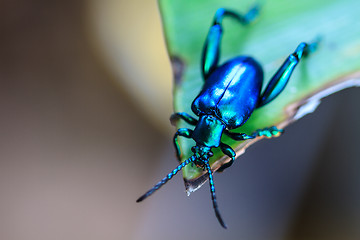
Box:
[192,115,225,148]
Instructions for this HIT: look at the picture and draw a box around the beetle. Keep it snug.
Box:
[136,6,318,228]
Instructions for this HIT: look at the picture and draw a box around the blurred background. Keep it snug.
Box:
[0,1,359,240]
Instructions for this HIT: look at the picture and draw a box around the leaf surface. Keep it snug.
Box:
[159,0,360,193]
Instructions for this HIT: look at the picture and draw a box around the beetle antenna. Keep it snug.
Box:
[205,162,227,229]
[136,156,195,202]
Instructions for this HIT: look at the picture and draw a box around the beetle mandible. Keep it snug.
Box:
[137,6,318,228]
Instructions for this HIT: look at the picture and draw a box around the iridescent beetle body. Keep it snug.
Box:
[137,6,318,228]
[193,56,263,130]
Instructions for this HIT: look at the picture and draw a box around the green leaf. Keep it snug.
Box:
[159,0,360,194]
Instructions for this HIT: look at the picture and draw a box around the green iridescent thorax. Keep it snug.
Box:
[192,115,225,148]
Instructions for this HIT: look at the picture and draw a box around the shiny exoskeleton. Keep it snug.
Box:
[137,6,318,228]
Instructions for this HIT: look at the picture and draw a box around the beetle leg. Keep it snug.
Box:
[225,126,283,141]
[202,5,260,80]
[218,142,236,172]
[218,127,282,171]
[170,112,198,126]
[173,128,193,162]
[257,41,319,107]
[224,130,255,140]
[252,126,284,138]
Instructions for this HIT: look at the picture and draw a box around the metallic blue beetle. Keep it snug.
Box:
[137,6,317,228]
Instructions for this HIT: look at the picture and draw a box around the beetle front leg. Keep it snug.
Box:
[218,142,236,172]
[173,128,193,162]
[170,112,198,126]
[257,41,319,107]
[202,5,260,80]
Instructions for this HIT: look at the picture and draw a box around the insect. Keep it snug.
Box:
[137,6,318,228]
